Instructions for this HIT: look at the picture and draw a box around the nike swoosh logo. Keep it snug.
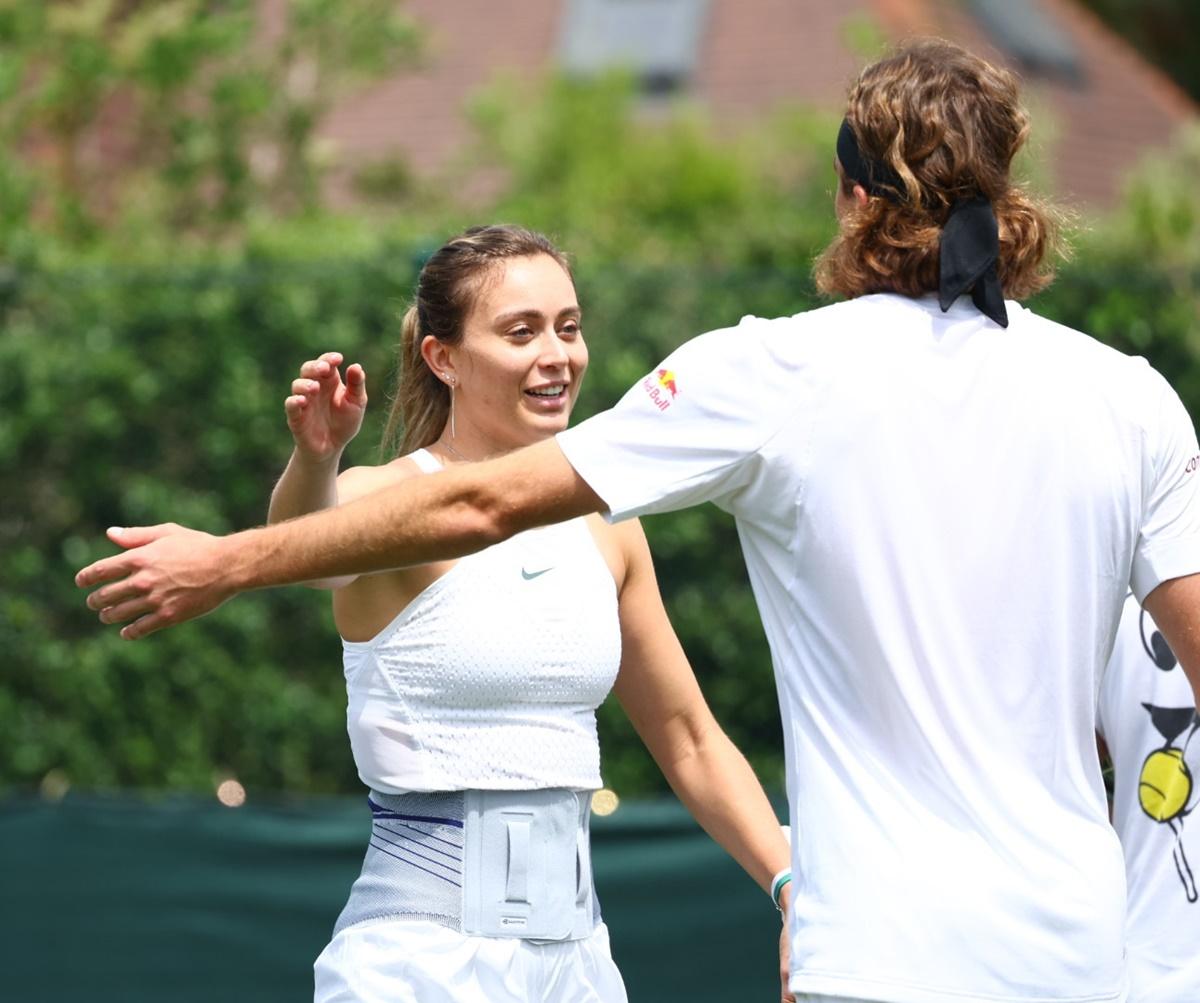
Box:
[521,567,554,580]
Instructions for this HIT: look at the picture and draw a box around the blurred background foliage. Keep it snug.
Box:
[0,0,421,245]
[2,3,1198,801]
[1077,0,1200,103]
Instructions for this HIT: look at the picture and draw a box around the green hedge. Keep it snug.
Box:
[4,88,1197,801]
[1,244,819,796]
[5,237,1197,798]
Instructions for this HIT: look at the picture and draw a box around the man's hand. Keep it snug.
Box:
[75,524,237,640]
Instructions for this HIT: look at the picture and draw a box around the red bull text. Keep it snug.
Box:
[642,368,678,411]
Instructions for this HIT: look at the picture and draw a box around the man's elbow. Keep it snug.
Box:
[441,443,591,551]
[451,482,526,552]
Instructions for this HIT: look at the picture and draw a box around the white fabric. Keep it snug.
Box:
[1097,595,1200,1003]
[342,450,621,794]
[799,997,877,1003]
[558,292,1200,1002]
[406,446,443,475]
[314,917,627,1003]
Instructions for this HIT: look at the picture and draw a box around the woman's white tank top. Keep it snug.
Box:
[341,448,622,793]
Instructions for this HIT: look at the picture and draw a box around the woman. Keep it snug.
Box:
[267,225,791,1002]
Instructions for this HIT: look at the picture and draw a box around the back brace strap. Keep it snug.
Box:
[333,788,601,942]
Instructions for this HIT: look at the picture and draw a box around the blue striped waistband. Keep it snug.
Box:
[334,788,601,942]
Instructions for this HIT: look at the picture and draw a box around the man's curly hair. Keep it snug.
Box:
[815,39,1066,302]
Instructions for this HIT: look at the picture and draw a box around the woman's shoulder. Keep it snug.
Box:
[584,513,650,592]
[337,452,432,504]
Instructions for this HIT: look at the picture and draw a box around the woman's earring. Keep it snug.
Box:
[444,374,456,438]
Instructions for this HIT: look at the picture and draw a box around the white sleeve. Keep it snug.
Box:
[1131,371,1200,602]
[556,321,790,521]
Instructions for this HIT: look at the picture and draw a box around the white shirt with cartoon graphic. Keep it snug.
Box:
[1098,595,1200,1003]
[557,293,1200,1003]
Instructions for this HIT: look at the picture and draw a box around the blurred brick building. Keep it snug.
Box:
[314,0,1196,213]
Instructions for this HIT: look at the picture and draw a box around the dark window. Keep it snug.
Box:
[559,0,712,95]
[968,0,1083,83]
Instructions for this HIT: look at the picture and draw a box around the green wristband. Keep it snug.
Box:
[770,869,792,911]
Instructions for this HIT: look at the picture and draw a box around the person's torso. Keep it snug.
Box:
[342,450,622,794]
[726,295,1153,1001]
[1099,594,1200,1003]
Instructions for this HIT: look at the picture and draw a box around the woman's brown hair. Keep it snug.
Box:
[381,225,572,458]
[815,39,1065,302]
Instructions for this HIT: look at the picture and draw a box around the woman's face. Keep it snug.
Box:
[447,253,587,453]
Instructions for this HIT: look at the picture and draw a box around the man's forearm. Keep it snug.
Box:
[1144,573,1200,710]
[77,439,604,639]
[233,464,515,590]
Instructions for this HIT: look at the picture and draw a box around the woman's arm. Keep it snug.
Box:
[266,352,368,588]
[609,519,791,898]
[609,519,794,1000]
[268,451,342,526]
[268,351,367,523]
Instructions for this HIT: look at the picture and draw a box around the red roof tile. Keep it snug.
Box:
[317,0,1196,212]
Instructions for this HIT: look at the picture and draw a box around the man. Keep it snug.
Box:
[79,41,1200,1002]
[1098,599,1200,1002]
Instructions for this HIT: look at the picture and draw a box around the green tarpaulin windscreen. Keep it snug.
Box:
[1,794,784,1002]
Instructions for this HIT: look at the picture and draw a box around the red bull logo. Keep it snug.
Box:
[641,368,678,411]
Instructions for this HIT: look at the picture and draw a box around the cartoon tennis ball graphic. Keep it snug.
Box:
[1139,748,1192,822]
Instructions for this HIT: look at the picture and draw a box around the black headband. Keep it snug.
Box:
[836,118,903,200]
[837,118,1008,328]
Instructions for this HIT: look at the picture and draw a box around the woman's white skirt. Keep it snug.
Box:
[314,917,628,1003]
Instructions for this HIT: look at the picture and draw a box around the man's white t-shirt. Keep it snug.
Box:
[1098,596,1200,1003]
[557,293,1200,1003]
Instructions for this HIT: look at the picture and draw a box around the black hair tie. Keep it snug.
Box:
[938,196,1008,328]
[837,118,1008,328]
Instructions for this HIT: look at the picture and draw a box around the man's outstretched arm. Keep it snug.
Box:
[75,439,604,640]
[1143,573,1200,710]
